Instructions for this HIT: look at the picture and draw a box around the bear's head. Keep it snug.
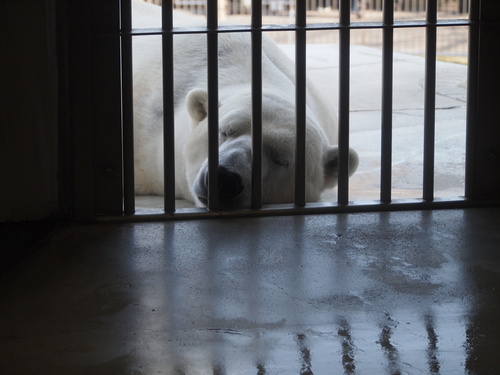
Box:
[183,89,359,209]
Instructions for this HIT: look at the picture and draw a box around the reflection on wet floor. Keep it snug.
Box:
[425,313,440,374]
[337,318,356,374]
[138,309,470,374]
[379,324,401,375]
[296,334,313,375]
[1,209,499,374]
[119,210,498,374]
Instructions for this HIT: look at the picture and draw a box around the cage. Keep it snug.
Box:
[65,0,499,221]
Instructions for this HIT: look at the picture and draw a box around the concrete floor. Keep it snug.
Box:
[1,207,499,374]
[281,43,468,202]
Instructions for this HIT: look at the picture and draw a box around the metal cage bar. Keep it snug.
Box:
[162,1,176,213]
[207,0,220,210]
[127,19,470,36]
[251,0,263,209]
[337,0,351,205]
[120,0,135,215]
[465,0,480,199]
[78,0,500,222]
[295,0,307,207]
[91,2,124,215]
[380,0,394,204]
[69,1,94,222]
[423,0,437,201]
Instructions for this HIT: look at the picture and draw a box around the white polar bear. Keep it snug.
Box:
[132,1,358,208]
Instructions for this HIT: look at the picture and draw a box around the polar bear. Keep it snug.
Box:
[132,1,358,208]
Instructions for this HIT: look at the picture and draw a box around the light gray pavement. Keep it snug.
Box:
[279,43,468,202]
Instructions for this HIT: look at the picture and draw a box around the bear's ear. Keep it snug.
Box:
[186,89,209,123]
[323,146,359,184]
[186,89,222,124]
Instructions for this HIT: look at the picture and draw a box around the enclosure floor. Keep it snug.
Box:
[1,208,499,374]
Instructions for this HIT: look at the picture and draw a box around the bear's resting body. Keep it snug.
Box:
[132,1,358,208]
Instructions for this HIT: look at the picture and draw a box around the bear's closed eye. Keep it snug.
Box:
[219,131,228,141]
[269,151,289,167]
[274,158,289,167]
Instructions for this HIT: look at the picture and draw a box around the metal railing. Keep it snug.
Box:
[67,0,500,222]
[97,0,479,221]
[143,1,470,63]
[144,0,470,16]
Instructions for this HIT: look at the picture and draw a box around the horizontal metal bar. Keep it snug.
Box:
[97,198,500,223]
[94,19,471,37]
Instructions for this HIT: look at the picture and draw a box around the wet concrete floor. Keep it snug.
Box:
[1,208,499,374]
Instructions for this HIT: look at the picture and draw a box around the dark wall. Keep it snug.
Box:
[0,0,59,221]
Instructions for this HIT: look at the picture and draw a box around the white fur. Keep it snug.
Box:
[132,1,359,208]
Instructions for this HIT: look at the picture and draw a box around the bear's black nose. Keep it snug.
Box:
[218,166,243,202]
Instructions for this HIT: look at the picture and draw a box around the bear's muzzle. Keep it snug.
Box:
[195,166,245,208]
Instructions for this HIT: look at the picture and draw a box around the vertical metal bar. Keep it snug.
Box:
[162,1,176,213]
[91,1,124,215]
[251,0,263,209]
[295,0,307,207]
[380,0,394,203]
[465,0,479,199]
[121,0,135,215]
[459,0,467,14]
[423,0,437,201]
[207,0,220,210]
[68,1,94,221]
[471,0,500,199]
[337,0,351,205]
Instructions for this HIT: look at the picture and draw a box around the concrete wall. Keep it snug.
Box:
[0,0,59,221]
